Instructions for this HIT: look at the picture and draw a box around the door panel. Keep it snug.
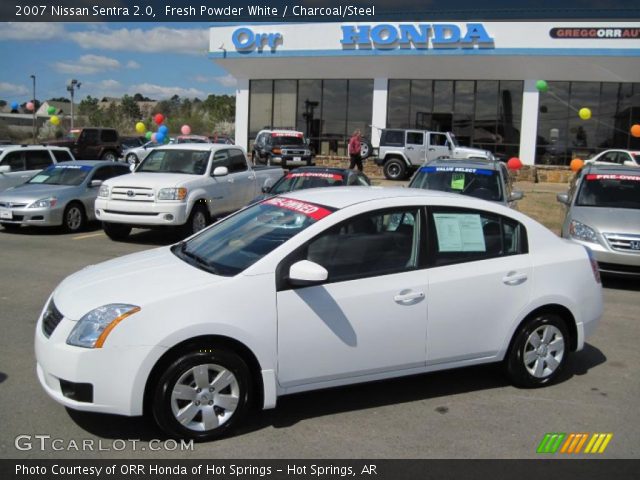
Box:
[405,131,425,165]
[427,133,450,161]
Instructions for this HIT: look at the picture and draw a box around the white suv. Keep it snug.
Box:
[0,145,75,192]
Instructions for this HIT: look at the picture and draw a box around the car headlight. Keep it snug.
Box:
[66,304,140,348]
[28,197,57,209]
[569,220,599,244]
[98,184,109,198]
[157,188,187,201]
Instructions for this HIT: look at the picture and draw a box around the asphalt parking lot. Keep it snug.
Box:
[0,196,639,459]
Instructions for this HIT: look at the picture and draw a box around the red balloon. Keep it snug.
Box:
[154,113,164,125]
[507,157,523,170]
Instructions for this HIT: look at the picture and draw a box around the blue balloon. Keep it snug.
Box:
[156,132,165,143]
[158,125,168,135]
[10,101,19,110]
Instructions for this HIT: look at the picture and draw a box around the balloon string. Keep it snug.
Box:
[543,89,633,136]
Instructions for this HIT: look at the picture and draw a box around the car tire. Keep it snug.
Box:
[505,313,569,388]
[101,151,117,162]
[152,349,253,441]
[63,202,86,233]
[103,222,132,241]
[182,205,209,238]
[126,153,138,165]
[383,158,407,180]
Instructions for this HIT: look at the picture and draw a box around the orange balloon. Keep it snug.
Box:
[631,124,640,138]
[570,158,584,172]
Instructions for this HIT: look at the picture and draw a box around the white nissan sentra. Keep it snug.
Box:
[35,188,603,440]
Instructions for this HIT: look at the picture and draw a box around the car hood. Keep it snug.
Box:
[53,246,226,320]
[570,206,640,234]
[453,146,491,157]
[104,172,200,189]
[0,183,78,202]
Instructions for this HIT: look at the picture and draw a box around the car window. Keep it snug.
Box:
[52,150,73,162]
[25,150,54,170]
[601,152,618,163]
[81,129,99,143]
[272,171,345,193]
[228,149,248,173]
[576,173,640,209]
[428,207,527,267]
[380,130,404,147]
[407,132,424,145]
[100,130,118,142]
[138,149,209,175]
[1,151,25,171]
[410,166,503,202]
[28,164,92,186]
[286,208,421,285]
[91,165,129,182]
[430,133,448,146]
[211,149,230,171]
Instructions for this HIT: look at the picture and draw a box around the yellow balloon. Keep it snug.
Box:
[135,122,146,134]
[578,108,592,120]
[50,115,60,126]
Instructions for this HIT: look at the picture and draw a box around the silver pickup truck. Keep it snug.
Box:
[375,129,495,180]
[95,144,284,240]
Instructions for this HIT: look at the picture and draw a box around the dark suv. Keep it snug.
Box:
[46,128,121,161]
[252,129,314,168]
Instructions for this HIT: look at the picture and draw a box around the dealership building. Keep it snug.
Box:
[209,22,640,164]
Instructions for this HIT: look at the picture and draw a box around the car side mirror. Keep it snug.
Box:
[623,160,637,167]
[213,166,228,177]
[509,191,524,202]
[556,193,570,205]
[288,260,328,287]
[90,179,103,187]
[129,164,136,173]
[0,165,10,173]
[262,177,274,193]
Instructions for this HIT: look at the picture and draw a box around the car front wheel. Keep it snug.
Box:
[63,202,86,232]
[506,313,569,388]
[383,158,407,180]
[101,151,118,162]
[152,349,253,441]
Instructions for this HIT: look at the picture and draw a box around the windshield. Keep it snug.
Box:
[576,174,640,209]
[409,166,503,202]
[28,164,92,186]
[137,149,209,174]
[271,135,305,146]
[447,133,459,147]
[271,172,346,194]
[173,197,335,276]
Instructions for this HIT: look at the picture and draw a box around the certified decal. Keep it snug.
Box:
[421,166,494,175]
[263,197,332,220]
[586,174,640,181]
[286,172,343,180]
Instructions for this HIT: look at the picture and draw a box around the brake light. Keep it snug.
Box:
[584,246,601,284]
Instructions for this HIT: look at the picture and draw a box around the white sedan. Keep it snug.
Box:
[585,149,639,167]
[35,188,603,440]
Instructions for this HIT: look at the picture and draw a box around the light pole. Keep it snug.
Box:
[30,74,36,143]
[66,79,81,130]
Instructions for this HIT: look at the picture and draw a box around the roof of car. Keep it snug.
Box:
[56,160,122,168]
[284,186,470,210]
[150,143,245,152]
[422,158,501,170]
[582,163,640,175]
[0,144,71,151]
[288,166,358,175]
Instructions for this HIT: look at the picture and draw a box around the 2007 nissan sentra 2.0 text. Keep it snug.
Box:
[35,187,603,441]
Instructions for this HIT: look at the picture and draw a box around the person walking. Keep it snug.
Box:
[348,129,363,172]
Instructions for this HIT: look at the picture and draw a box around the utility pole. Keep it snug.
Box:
[66,79,81,130]
[30,74,36,143]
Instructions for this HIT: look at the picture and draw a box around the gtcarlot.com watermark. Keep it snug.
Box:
[15,435,194,452]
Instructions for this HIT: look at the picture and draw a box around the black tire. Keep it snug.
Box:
[505,313,569,388]
[181,204,209,238]
[126,153,138,165]
[103,222,132,241]
[1,223,21,232]
[101,150,118,162]
[63,202,86,233]
[383,158,407,180]
[152,349,253,441]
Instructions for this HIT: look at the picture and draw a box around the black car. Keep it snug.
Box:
[249,166,371,204]
[252,129,314,168]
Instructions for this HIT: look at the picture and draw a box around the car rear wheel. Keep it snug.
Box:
[63,202,86,232]
[103,222,131,241]
[101,151,117,162]
[506,313,569,388]
[152,349,253,441]
[383,158,407,180]
[182,205,209,238]
[126,153,138,164]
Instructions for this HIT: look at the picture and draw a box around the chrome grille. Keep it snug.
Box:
[0,202,28,208]
[603,233,640,253]
[282,149,306,155]
[42,300,64,338]
[111,186,154,202]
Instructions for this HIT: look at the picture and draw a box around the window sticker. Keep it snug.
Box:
[286,172,342,180]
[29,174,47,183]
[420,166,494,176]
[586,174,640,182]
[451,173,466,190]
[433,213,486,252]
[263,197,332,220]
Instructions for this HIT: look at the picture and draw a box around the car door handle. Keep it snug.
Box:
[406,146,414,150]
[394,290,425,304]
[502,271,528,286]
[428,148,436,151]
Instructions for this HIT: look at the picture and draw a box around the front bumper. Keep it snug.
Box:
[269,155,314,167]
[567,237,640,277]
[35,311,166,416]
[0,205,64,227]
[95,198,188,226]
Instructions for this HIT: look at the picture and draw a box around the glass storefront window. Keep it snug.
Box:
[387,80,411,129]
[273,80,297,130]
[249,80,273,139]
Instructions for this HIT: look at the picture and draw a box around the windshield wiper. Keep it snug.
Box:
[176,242,219,274]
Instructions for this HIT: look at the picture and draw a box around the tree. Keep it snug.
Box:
[133,93,153,102]
[48,97,70,103]
[119,94,142,121]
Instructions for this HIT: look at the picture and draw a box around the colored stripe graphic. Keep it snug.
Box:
[538,433,613,454]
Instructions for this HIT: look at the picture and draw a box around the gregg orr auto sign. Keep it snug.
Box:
[550,27,640,38]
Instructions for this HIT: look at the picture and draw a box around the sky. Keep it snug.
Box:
[0,22,236,105]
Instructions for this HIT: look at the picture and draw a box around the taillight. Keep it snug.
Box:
[584,246,601,284]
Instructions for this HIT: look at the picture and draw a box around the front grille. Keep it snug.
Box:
[104,209,158,216]
[0,202,28,208]
[603,233,640,253]
[42,300,64,338]
[111,186,154,202]
[282,149,306,156]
